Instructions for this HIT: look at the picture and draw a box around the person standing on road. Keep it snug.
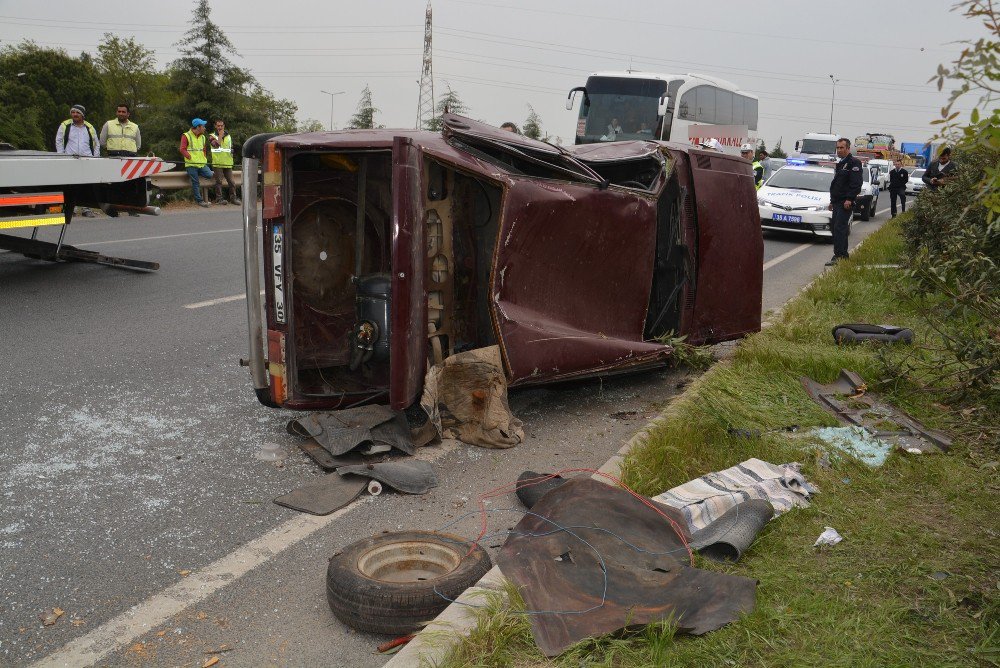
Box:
[100,104,140,157]
[887,159,909,217]
[758,147,772,182]
[180,118,213,208]
[922,147,957,191]
[55,104,99,217]
[826,137,863,266]
[209,119,240,205]
[741,144,763,189]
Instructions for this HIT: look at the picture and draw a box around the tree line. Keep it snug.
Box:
[0,0,556,160]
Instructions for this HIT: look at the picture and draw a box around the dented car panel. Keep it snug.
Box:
[243,114,763,411]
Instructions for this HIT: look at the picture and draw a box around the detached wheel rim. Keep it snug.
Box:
[357,540,462,583]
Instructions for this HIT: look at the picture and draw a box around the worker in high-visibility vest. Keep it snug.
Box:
[100,104,141,157]
[55,103,99,217]
[210,119,240,206]
[179,118,213,208]
[741,143,764,189]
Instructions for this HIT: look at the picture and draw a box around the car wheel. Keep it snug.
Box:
[859,198,871,222]
[326,530,492,635]
[870,195,878,219]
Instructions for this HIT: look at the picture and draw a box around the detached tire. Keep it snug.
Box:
[326,530,492,635]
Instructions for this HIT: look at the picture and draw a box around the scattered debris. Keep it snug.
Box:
[287,404,416,457]
[832,323,914,345]
[814,527,844,547]
[498,478,756,657]
[652,458,818,535]
[367,480,383,496]
[273,474,367,516]
[202,657,220,668]
[801,370,951,455]
[930,571,951,580]
[688,500,775,562]
[609,410,639,420]
[326,530,492,635]
[515,471,568,509]
[809,426,893,467]
[420,345,524,449]
[255,442,287,462]
[337,461,438,495]
[178,570,192,577]
[39,607,64,626]
[377,634,415,654]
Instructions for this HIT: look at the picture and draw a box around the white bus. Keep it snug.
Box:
[566,71,758,153]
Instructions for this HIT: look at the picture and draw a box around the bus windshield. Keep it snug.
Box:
[800,138,839,155]
[576,77,668,144]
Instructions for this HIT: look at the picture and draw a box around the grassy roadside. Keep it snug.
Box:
[437,218,999,668]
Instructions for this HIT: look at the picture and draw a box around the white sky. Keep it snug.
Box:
[0,0,988,148]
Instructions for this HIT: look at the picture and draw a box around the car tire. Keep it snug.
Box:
[326,530,492,635]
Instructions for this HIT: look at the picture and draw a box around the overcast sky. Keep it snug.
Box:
[0,0,988,148]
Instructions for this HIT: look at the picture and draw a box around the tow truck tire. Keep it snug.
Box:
[326,530,492,635]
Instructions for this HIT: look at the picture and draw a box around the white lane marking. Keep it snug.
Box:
[184,290,265,309]
[31,438,460,668]
[75,228,242,247]
[763,243,812,271]
[31,503,358,668]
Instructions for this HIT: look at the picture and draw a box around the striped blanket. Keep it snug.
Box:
[651,458,818,533]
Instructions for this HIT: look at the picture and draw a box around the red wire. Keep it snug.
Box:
[469,468,693,565]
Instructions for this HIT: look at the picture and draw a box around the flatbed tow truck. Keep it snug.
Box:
[0,149,175,271]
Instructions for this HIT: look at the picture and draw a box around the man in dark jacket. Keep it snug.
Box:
[922,147,957,190]
[826,137,863,265]
[887,159,909,217]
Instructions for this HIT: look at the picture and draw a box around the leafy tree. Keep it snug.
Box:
[347,85,382,129]
[0,41,107,150]
[146,0,298,160]
[522,104,542,140]
[770,139,787,158]
[298,118,325,133]
[425,84,467,131]
[95,34,167,122]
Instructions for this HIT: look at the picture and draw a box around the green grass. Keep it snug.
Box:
[437,219,1000,668]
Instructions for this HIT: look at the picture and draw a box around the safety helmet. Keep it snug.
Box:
[740,143,754,153]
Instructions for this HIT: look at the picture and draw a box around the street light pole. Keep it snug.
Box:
[320,90,345,131]
[828,75,839,134]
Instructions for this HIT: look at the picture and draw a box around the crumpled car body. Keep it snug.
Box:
[241,114,762,411]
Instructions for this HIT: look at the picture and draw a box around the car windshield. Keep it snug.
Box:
[912,169,925,178]
[765,169,833,191]
[800,138,838,154]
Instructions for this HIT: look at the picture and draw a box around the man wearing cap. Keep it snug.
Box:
[209,119,240,205]
[179,118,213,208]
[55,104,100,216]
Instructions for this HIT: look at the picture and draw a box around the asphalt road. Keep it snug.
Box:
[0,203,889,667]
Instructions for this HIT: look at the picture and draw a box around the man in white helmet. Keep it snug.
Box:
[741,144,764,189]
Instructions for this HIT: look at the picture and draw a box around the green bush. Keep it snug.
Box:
[899,142,999,401]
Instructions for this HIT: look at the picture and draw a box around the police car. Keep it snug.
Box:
[758,162,839,237]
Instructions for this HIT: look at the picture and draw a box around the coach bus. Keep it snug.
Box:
[566,71,758,153]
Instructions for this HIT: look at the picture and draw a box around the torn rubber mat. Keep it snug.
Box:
[337,461,438,494]
[497,477,756,657]
[273,473,367,515]
[287,405,415,456]
[801,369,951,454]
[688,499,774,562]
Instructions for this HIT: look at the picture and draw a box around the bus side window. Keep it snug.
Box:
[733,95,745,127]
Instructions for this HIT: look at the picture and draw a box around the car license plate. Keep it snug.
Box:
[772,213,802,223]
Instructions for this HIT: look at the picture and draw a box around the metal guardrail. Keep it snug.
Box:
[149,170,244,201]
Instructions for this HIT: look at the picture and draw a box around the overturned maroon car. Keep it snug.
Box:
[240,114,762,411]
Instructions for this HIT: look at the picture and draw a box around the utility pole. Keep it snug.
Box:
[828,75,839,134]
[416,0,435,129]
[321,90,345,131]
